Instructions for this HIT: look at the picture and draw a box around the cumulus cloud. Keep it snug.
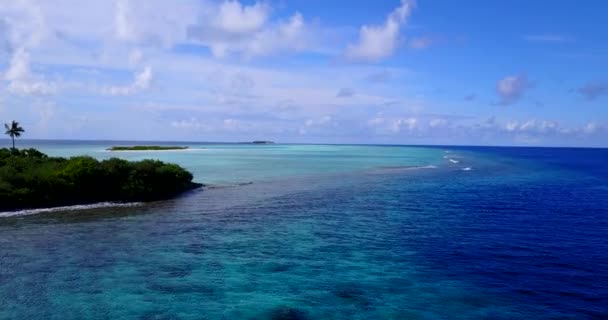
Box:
[368,115,418,133]
[577,82,608,101]
[1,0,304,56]
[496,75,531,105]
[212,1,269,34]
[344,0,415,62]
[102,66,153,95]
[4,48,57,95]
[109,0,199,47]
[187,1,308,58]
[0,1,59,95]
[0,0,603,146]
[0,0,48,49]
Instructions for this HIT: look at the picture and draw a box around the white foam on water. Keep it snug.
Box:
[371,165,439,174]
[104,148,206,153]
[448,159,460,164]
[0,202,144,218]
[462,167,473,171]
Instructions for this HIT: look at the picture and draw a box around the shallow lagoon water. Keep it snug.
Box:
[1,141,607,319]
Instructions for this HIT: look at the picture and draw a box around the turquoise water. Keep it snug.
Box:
[1,141,607,319]
[22,141,445,185]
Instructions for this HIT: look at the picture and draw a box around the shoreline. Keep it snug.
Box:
[0,201,145,218]
[0,183,204,217]
[105,148,206,153]
[107,146,190,151]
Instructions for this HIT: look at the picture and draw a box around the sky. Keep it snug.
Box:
[0,0,607,147]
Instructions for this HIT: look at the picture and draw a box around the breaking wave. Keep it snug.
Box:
[0,202,144,218]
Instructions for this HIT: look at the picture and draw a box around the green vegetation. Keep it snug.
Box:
[0,148,202,211]
[108,146,189,151]
[4,120,24,150]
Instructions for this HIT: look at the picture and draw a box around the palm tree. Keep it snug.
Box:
[4,121,25,150]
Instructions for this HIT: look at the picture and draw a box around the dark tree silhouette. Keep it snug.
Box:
[4,120,25,150]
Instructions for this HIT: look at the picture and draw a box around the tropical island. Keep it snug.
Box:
[108,146,189,151]
[1,121,202,211]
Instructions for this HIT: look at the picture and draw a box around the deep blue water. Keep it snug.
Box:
[0,143,607,319]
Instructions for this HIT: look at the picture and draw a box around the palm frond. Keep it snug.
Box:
[4,121,25,140]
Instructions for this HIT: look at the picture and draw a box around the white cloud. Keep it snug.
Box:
[299,115,335,135]
[171,117,208,130]
[496,75,531,105]
[368,115,418,133]
[0,1,59,95]
[102,65,152,95]
[187,2,308,58]
[108,0,198,47]
[115,0,135,41]
[239,12,307,58]
[583,122,599,134]
[491,118,604,138]
[429,118,448,128]
[0,0,48,49]
[304,116,332,127]
[5,49,31,82]
[344,0,415,62]
[4,48,57,95]
[212,1,269,34]
[0,0,604,146]
[133,66,152,88]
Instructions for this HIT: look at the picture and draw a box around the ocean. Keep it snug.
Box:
[0,141,606,319]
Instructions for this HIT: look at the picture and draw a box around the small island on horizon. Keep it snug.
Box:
[108,146,189,151]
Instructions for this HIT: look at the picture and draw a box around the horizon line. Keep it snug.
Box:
[3,138,607,150]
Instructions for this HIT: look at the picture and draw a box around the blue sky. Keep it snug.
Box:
[0,0,606,146]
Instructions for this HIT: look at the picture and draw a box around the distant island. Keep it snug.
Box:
[0,148,202,211]
[251,141,275,144]
[108,146,189,151]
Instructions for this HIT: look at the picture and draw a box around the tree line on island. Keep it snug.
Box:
[1,121,202,211]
